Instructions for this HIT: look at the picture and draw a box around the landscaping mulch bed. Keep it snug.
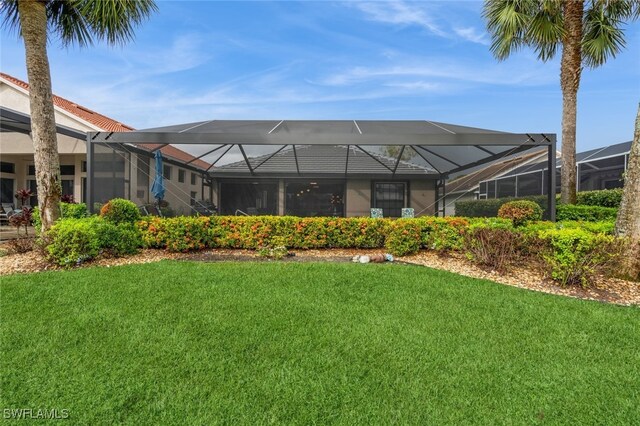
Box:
[1,248,638,306]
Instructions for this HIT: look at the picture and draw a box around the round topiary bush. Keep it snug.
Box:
[498,200,542,226]
[100,198,140,225]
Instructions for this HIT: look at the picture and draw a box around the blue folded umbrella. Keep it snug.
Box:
[150,150,165,201]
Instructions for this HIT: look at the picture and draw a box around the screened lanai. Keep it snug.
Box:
[87,120,557,219]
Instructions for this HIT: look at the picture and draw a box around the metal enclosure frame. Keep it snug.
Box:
[83,119,557,220]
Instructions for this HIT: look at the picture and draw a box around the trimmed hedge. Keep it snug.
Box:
[43,207,627,286]
[46,217,141,267]
[456,196,618,222]
[456,196,549,217]
[137,215,478,256]
[537,228,620,287]
[556,204,618,222]
[576,188,622,208]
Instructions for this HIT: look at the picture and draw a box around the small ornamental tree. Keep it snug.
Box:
[100,198,140,225]
[498,200,543,226]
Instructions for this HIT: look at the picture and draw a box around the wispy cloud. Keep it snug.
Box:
[350,1,489,45]
[319,59,556,88]
[351,1,447,37]
[454,27,490,46]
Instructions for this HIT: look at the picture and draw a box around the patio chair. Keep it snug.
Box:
[0,204,17,225]
[370,208,383,218]
[191,201,217,216]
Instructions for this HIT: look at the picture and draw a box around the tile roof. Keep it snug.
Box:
[1,72,133,132]
[1,72,210,170]
[215,145,437,176]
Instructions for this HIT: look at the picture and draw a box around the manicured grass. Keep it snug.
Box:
[1,261,639,424]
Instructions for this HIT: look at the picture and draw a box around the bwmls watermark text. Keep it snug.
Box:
[3,408,69,420]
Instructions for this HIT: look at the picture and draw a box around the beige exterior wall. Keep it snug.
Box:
[345,179,371,217]
[410,179,436,217]
[0,153,86,205]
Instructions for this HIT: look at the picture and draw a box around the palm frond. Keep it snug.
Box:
[526,0,564,61]
[0,0,21,36]
[76,0,158,46]
[48,0,93,47]
[582,0,629,67]
[483,0,534,60]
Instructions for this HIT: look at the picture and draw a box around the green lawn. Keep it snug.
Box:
[1,261,639,425]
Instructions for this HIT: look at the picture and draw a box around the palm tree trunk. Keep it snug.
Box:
[18,0,62,231]
[559,0,584,205]
[615,104,640,279]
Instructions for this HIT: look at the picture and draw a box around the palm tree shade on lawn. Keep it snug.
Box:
[2,262,639,424]
[2,0,157,231]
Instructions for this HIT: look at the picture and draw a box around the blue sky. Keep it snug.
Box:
[1,0,639,151]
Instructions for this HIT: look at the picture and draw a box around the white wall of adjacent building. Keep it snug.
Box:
[1,78,207,212]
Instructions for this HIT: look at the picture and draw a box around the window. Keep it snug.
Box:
[178,169,185,183]
[27,180,38,206]
[28,165,36,175]
[285,181,344,217]
[516,172,542,196]
[479,181,487,197]
[191,173,197,185]
[487,180,496,198]
[61,180,74,197]
[190,191,197,205]
[1,178,14,203]
[163,165,172,180]
[0,162,15,174]
[60,165,75,175]
[81,161,87,172]
[497,177,516,198]
[373,182,406,218]
[219,181,279,216]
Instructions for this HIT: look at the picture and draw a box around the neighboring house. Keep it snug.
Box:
[478,141,631,199]
[443,149,551,216]
[0,72,210,215]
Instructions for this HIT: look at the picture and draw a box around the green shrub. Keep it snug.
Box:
[418,217,470,252]
[32,202,88,231]
[576,188,622,208]
[537,228,619,287]
[385,220,422,256]
[98,222,142,256]
[498,200,543,226]
[60,202,89,219]
[138,216,390,253]
[100,198,140,225]
[46,217,141,266]
[46,217,102,267]
[456,195,549,217]
[456,189,622,218]
[556,204,618,222]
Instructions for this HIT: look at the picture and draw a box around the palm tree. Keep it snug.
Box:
[616,104,640,278]
[2,0,157,231]
[484,0,639,204]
